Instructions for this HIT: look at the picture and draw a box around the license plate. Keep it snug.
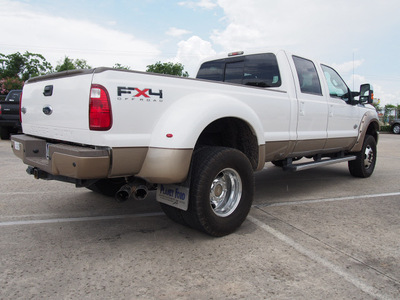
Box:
[156,184,189,211]
[13,141,21,151]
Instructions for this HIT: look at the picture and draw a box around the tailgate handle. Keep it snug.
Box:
[43,85,53,96]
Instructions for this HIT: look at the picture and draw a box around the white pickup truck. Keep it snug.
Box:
[11,50,379,236]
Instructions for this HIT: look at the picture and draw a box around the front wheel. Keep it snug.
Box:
[182,147,254,237]
[392,124,400,134]
[348,135,377,178]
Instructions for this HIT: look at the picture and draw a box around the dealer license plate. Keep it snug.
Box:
[156,184,189,211]
[13,141,21,151]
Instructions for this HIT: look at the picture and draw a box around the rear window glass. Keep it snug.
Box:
[6,90,22,102]
[197,53,281,88]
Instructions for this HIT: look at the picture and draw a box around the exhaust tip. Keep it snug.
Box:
[115,186,131,202]
[115,182,149,202]
[134,187,148,201]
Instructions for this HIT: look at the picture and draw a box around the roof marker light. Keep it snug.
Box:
[228,51,244,56]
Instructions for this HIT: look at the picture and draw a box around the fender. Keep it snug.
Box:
[148,92,264,149]
[137,92,265,183]
[350,110,379,152]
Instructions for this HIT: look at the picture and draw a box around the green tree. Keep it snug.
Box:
[113,63,131,70]
[0,77,24,94]
[383,104,396,124]
[146,61,189,77]
[55,56,92,72]
[395,104,400,119]
[0,51,52,93]
[0,51,52,81]
[371,100,382,114]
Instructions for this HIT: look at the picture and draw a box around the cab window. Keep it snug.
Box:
[225,61,245,84]
[292,56,322,95]
[321,64,349,101]
[196,60,225,82]
[197,53,281,88]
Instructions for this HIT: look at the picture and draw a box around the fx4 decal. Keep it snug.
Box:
[117,86,163,102]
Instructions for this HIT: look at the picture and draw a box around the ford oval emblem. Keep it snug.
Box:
[43,105,53,115]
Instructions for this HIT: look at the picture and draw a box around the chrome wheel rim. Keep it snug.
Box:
[363,145,374,169]
[394,125,400,134]
[210,168,242,217]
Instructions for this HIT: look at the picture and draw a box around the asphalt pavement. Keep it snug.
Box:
[1,134,399,299]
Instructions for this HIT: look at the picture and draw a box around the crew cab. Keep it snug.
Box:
[11,50,379,236]
[0,90,22,139]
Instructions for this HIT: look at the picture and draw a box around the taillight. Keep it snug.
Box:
[19,91,23,123]
[89,84,112,131]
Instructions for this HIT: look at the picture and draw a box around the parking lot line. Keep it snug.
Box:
[0,212,164,227]
[247,215,391,300]
[255,191,400,207]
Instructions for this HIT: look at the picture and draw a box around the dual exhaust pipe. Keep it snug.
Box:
[27,166,149,202]
[115,179,149,202]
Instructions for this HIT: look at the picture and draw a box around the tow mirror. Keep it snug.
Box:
[360,84,374,104]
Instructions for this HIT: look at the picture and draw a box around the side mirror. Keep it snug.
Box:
[360,84,374,104]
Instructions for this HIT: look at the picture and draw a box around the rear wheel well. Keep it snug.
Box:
[195,118,259,170]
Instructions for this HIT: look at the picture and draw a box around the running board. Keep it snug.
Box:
[283,156,357,172]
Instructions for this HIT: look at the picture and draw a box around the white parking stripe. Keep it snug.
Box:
[248,215,391,300]
[256,191,400,207]
[0,212,164,227]
[0,191,60,195]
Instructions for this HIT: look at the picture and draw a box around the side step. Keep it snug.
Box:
[283,156,356,172]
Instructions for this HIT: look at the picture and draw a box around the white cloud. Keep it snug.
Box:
[178,0,217,10]
[166,27,192,37]
[0,0,160,71]
[106,20,117,26]
[172,36,217,76]
[346,74,399,107]
[212,0,399,55]
[332,60,364,74]
[208,0,400,105]
[366,80,400,107]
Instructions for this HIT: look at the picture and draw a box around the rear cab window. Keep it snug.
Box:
[292,56,322,95]
[196,53,282,88]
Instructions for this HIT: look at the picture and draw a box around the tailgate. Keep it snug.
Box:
[21,69,94,142]
[0,102,19,118]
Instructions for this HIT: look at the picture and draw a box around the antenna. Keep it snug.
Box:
[352,52,355,90]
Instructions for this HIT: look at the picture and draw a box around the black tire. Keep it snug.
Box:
[348,135,377,178]
[160,203,187,226]
[392,124,400,134]
[86,178,126,197]
[0,127,10,140]
[182,147,254,237]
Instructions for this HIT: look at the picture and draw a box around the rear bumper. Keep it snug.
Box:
[10,134,193,184]
[11,135,111,179]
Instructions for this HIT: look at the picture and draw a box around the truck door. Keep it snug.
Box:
[290,55,328,155]
[320,64,361,150]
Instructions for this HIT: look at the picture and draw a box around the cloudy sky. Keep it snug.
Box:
[1,0,399,105]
